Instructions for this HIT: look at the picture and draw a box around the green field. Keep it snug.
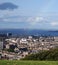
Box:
[0,60,58,65]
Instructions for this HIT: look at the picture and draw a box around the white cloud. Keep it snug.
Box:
[0,15,47,29]
[50,22,58,26]
[2,18,24,22]
[0,16,44,23]
[26,16,44,25]
[35,17,43,22]
[27,17,44,22]
[0,15,27,22]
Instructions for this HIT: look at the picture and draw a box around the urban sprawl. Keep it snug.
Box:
[0,33,58,60]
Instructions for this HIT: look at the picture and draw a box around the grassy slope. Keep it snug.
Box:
[0,60,58,65]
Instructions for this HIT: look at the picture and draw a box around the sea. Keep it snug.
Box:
[0,29,58,37]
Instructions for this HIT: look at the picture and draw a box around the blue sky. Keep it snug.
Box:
[0,0,58,30]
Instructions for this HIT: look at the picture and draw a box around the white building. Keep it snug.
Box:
[6,44,10,49]
[20,38,28,44]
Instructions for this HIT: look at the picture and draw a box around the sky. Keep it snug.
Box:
[0,0,58,30]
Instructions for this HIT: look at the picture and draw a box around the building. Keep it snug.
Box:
[0,41,3,50]
[54,37,58,42]
[20,38,28,44]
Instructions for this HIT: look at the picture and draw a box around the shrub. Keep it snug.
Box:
[21,48,58,60]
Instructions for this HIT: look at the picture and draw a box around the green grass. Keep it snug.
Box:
[0,60,58,65]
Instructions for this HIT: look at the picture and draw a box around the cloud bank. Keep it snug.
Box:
[0,2,18,10]
[0,16,45,23]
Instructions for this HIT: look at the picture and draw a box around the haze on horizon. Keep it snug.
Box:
[0,0,58,30]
